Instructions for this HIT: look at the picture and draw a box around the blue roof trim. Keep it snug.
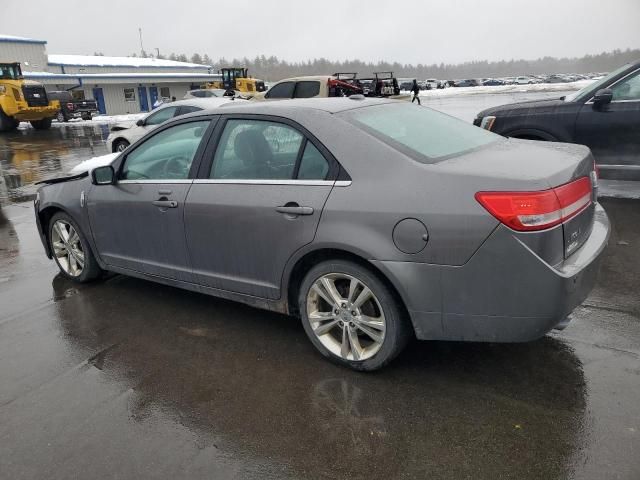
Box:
[47,62,210,70]
[0,38,47,45]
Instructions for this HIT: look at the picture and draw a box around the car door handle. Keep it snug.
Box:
[152,200,178,208]
[276,205,314,216]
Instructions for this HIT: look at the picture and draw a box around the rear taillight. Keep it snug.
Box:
[475,177,592,231]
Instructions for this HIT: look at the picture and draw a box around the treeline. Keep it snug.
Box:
[132,48,640,81]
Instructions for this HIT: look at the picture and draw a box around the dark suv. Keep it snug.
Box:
[47,91,98,122]
[474,60,640,179]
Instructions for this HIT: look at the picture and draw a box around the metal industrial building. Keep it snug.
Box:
[0,34,221,115]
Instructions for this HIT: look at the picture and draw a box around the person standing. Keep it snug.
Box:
[411,79,421,105]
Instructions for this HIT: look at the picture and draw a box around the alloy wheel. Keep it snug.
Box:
[51,220,85,277]
[306,273,386,361]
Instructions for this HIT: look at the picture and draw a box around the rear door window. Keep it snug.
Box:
[294,81,321,98]
[265,81,295,99]
[210,119,304,179]
[297,142,329,180]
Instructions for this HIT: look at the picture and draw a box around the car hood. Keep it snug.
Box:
[69,152,119,174]
[476,97,566,119]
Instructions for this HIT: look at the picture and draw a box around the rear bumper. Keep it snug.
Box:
[374,204,610,342]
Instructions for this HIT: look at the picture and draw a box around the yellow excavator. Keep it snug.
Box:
[0,62,59,132]
[203,67,267,97]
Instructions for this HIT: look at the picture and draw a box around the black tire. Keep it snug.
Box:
[81,114,91,121]
[113,139,130,153]
[30,118,53,130]
[0,107,19,132]
[56,111,68,123]
[48,211,103,282]
[298,260,411,371]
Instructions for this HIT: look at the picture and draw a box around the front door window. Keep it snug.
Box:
[121,121,210,180]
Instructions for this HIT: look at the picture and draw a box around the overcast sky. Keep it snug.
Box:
[1,0,638,64]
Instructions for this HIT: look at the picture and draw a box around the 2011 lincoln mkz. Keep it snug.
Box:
[34,97,610,370]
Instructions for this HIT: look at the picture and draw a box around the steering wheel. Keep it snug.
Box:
[162,156,190,179]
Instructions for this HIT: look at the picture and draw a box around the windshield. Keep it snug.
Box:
[0,64,22,80]
[342,103,500,163]
[564,63,631,102]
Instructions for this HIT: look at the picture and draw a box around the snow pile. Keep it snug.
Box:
[48,54,210,69]
[413,79,595,98]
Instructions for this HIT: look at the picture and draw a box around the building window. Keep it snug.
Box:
[160,87,170,99]
[72,90,86,100]
[124,88,136,102]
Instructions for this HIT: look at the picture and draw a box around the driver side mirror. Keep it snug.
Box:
[136,118,145,127]
[91,165,115,185]
[593,88,613,108]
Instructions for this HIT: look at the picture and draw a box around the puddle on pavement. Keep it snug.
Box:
[0,123,111,204]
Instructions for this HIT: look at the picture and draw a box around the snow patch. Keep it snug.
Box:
[414,79,595,98]
[69,153,119,174]
[48,54,211,70]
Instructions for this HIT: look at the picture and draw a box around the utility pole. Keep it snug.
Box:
[138,28,145,57]
[155,47,160,59]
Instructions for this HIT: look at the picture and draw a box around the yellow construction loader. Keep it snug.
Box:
[0,62,59,132]
[203,67,266,97]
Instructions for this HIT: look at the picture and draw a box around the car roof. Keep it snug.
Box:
[169,97,235,107]
[147,97,238,116]
[196,97,398,116]
[272,75,334,83]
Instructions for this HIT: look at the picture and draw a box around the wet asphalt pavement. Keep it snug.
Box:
[1,91,640,479]
[1,198,639,479]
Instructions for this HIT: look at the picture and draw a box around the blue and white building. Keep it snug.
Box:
[0,34,221,115]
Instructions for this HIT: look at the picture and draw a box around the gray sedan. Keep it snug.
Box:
[34,98,610,370]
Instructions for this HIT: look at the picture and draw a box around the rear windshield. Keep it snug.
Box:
[341,103,500,163]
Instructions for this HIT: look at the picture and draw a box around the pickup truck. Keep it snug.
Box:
[47,91,98,122]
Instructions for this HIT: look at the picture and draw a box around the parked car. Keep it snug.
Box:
[47,91,98,122]
[514,76,534,85]
[183,89,228,99]
[454,79,480,87]
[399,80,414,91]
[474,59,640,179]
[105,97,239,152]
[425,79,439,90]
[35,98,608,371]
[482,78,505,86]
[252,75,408,101]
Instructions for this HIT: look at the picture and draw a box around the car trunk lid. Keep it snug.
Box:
[437,138,597,263]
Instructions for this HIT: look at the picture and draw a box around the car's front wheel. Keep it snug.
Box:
[49,212,103,282]
[113,139,130,152]
[299,260,411,371]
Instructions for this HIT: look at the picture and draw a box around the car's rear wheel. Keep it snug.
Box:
[49,212,103,282]
[113,139,130,152]
[299,260,411,371]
